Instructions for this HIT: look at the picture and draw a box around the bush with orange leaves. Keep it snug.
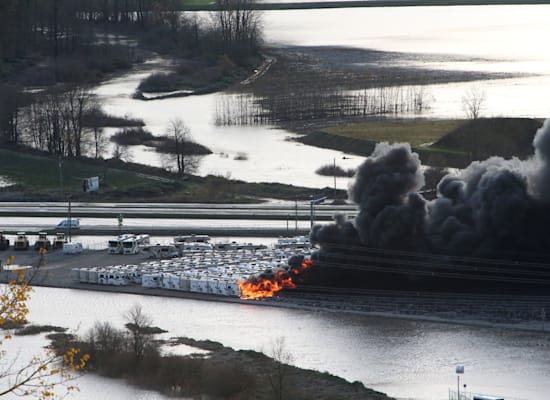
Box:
[0,262,89,399]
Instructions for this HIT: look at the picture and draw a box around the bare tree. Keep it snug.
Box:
[64,85,93,157]
[166,118,197,177]
[85,321,125,355]
[25,85,93,157]
[124,304,154,360]
[86,104,107,159]
[462,87,486,119]
[268,336,294,400]
[0,85,27,144]
[213,0,262,57]
[92,126,106,158]
[112,144,131,162]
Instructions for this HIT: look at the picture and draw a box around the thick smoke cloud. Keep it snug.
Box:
[311,119,550,260]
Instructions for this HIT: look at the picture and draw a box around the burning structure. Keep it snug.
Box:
[310,119,550,293]
[239,257,313,299]
[72,248,313,299]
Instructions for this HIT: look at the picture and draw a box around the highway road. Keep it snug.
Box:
[0,201,356,220]
[0,201,356,236]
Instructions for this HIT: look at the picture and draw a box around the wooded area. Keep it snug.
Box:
[0,0,262,159]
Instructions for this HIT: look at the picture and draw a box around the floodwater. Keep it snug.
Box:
[94,61,362,188]
[30,5,550,399]
[261,4,550,118]
[92,4,550,187]
[10,286,550,400]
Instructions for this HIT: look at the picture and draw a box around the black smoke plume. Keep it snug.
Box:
[310,119,550,292]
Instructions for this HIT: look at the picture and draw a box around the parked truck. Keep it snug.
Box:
[34,232,52,250]
[53,233,67,250]
[0,232,10,250]
[14,232,29,250]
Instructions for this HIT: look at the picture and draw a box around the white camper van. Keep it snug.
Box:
[63,242,83,254]
[56,219,80,229]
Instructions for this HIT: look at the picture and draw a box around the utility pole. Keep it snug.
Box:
[309,196,327,228]
[58,156,64,196]
[294,198,298,233]
[67,195,72,243]
[333,157,337,201]
[456,365,464,400]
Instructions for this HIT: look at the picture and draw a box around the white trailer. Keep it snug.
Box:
[122,238,140,255]
[142,273,162,288]
[108,234,135,254]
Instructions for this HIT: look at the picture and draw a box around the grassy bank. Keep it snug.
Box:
[51,332,393,400]
[325,119,465,148]
[298,118,543,168]
[0,146,328,202]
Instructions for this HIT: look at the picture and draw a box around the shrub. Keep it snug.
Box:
[111,127,155,145]
[137,72,181,93]
[153,136,212,155]
[315,164,355,177]
[234,152,249,161]
[15,324,67,336]
[200,361,255,398]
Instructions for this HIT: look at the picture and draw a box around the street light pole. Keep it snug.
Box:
[309,196,327,228]
[333,157,337,201]
[58,156,64,196]
[294,197,298,233]
[67,195,72,243]
[456,365,464,400]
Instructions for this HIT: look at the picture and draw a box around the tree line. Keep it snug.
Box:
[0,0,262,165]
[0,0,261,65]
[0,0,178,62]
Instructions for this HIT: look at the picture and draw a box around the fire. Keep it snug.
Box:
[239,258,313,300]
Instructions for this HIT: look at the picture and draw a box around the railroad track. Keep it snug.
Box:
[278,289,550,325]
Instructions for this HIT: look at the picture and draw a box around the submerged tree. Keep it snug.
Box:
[462,87,486,119]
[124,304,155,361]
[166,118,197,177]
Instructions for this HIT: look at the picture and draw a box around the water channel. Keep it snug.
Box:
[93,4,550,188]
[12,286,550,400]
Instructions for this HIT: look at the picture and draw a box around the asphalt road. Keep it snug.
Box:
[0,201,354,236]
[0,201,356,220]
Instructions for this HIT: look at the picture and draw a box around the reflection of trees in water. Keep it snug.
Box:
[215,86,429,126]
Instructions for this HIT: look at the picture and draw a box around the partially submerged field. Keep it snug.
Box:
[297,117,544,168]
[324,119,465,148]
[0,147,329,202]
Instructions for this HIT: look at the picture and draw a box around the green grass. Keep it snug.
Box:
[418,146,469,155]
[324,119,466,148]
[0,147,325,202]
[0,148,161,192]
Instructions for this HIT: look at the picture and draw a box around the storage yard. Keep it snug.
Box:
[72,246,311,298]
[0,233,312,300]
[1,232,550,330]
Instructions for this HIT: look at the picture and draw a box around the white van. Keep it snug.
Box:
[56,219,80,229]
[63,242,83,254]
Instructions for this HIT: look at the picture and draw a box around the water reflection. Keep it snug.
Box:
[90,5,550,188]
[22,287,550,400]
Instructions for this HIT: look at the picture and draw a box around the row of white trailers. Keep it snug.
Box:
[72,249,310,297]
[72,266,244,296]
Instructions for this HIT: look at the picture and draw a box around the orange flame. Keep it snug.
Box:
[238,259,313,300]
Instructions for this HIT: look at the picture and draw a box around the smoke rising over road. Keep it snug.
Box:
[312,119,550,263]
